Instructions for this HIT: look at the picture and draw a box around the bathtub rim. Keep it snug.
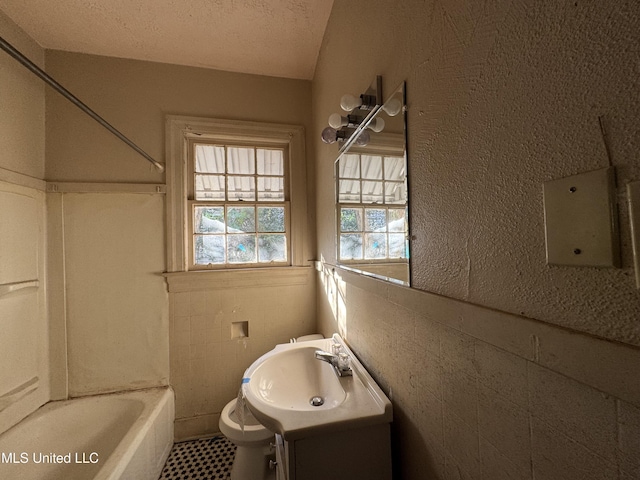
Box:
[93,386,174,480]
[0,386,174,480]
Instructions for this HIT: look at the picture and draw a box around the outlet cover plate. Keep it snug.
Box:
[543,167,620,267]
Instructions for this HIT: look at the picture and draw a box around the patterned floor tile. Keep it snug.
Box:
[159,436,236,480]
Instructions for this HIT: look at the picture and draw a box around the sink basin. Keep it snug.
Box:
[249,346,347,411]
[242,334,392,440]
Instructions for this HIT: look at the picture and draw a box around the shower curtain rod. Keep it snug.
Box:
[0,35,164,172]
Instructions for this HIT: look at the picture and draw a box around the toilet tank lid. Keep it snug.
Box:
[291,334,324,343]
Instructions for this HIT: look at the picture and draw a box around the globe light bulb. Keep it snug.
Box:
[321,127,338,144]
[328,113,346,129]
[355,131,370,146]
[340,94,362,112]
[382,98,402,116]
[367,117,385,133]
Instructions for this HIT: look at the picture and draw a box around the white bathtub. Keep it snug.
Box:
[0,387,174,480]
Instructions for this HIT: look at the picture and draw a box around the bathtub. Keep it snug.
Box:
[0,387,174,480]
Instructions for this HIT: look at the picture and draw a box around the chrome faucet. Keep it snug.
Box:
[314,350,337,364]
[314,349,352,376]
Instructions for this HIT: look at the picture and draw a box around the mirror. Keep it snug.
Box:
[334,82,409,285]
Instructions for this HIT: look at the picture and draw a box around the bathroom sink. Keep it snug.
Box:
[248,346,347,411]
[242,334,392,440]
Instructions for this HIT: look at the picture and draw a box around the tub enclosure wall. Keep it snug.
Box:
[0,10,171,433]
[0,10,49,434]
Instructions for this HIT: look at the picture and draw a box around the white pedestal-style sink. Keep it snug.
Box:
[242,334,393,480]
[247,345,347,411]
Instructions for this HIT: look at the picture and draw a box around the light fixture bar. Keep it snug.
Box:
[336,76,383,161]
[336,107,381,160]
[0,34,164,172]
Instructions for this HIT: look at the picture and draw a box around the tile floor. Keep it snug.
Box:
[159,436,236,480]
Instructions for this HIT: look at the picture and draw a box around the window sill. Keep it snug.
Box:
[163,266,313,292]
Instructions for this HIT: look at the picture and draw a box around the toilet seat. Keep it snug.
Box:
[220,399,273,443]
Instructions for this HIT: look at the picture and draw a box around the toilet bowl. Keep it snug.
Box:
[219,399,274,480]
[219,335,323,479]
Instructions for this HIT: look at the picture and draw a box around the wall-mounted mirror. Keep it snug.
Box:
[334,82,409,285]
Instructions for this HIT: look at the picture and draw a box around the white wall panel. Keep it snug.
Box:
[62,193,169,396]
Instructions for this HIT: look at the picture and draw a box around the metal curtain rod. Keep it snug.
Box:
[0,35,164,172]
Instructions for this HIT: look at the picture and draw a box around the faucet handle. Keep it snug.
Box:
[337,352,350,372]
[331,341,342,355]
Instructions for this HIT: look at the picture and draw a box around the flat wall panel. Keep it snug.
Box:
[0,181,48,435]
[0,191,39,284]
[0,293,38,398]
[63,193,168,396]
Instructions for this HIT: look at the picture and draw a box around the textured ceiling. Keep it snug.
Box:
[0,0,333,80]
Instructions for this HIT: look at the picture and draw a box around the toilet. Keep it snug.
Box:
[219,334,323,480]
[219,398,274,480]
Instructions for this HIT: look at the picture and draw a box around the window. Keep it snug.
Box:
[337,152,408,262]
[165,116,307,272]
[189,143,289,267]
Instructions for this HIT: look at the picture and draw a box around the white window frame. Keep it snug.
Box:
[187,141,290,269]
[165,116,307,272]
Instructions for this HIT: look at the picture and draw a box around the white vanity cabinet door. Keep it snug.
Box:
[286,423,392,480]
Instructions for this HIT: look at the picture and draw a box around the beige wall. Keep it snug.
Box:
[0,10,44,179]
[44,50,315,185]
[43,51,317,434]
[166,269,316,439]
[314,1,640,479]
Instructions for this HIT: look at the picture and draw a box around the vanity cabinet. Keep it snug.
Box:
[274,423,392,480]
[244,335,393,480]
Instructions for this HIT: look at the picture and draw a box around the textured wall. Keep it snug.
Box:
[314,0,640,345]
[317,270,640,480]
[314,1,640,479]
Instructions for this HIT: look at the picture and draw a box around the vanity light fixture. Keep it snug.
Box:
[321,76,383,151]
[321,127,370,146]
[328,113,361,129]
[328,113,385,133]
[340,93,378,112]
